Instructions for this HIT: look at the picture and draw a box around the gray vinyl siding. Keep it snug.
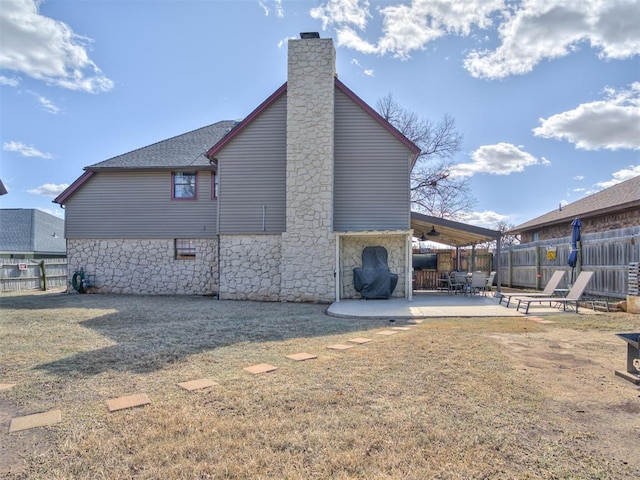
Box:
[64,170,217,238]
[218,94,287,234]
[334,89,411,231]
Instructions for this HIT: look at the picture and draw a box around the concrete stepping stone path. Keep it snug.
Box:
[243,363,278,374]
[326,344,354,351]
[9,409,61,433]
[286,353,318,362]
[106,393,151,412]
[377,330,399,336]
[0,383,16,391]
[348,338,372,344]
[177,379,218,391]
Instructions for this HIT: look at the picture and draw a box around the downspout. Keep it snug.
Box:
[214,159,222,299]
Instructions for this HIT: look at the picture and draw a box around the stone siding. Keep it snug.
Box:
[340,235,407,299]
[67,239,217,295]
[218,235,282,301]
[281,38,337,303]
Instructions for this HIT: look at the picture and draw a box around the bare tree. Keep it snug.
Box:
[377,94,474,218]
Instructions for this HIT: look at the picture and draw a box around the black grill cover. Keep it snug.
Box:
[353,246,398,299]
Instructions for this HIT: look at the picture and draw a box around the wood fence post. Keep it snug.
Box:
[39,260,47,291]
[535,246,541,290]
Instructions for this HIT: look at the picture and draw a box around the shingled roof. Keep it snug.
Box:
[0,209,66,255]
[88,120,238,170]
[510,175,640,233]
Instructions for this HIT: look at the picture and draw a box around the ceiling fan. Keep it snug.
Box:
[427,225,440,237]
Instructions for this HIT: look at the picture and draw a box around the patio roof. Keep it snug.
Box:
[411,212,501,247]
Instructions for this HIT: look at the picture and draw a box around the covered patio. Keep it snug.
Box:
[330,213,514,318]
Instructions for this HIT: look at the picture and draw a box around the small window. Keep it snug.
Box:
[212,171,219,199]
[172,172,197,199]
[532,232,539,242]
[175,239,197,259]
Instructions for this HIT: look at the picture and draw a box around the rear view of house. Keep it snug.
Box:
[55,34,420,302]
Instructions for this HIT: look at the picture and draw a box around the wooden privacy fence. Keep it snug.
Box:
[0,258,68,292]
[499,226,640,299]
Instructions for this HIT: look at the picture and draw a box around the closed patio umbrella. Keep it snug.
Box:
[567,217,581,283]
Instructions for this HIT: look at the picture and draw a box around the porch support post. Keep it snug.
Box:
[335,234,341,302]
[406,232,413,301]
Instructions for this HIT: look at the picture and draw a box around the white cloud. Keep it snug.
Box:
[350,58,375,76]
[32,93,61,114]
[458,210,510,229]
[533,83,640,150]
[573,175,585,180]
[0,0,113,93]
[3,140,54,159]
[0,75,20,86]
[451,143,541,177]
[311,0,504,59]
[594,165,640,189]
[259,0,284,18]
[464,0,640,79]
[310,1,639,78]
[27,183,68,197]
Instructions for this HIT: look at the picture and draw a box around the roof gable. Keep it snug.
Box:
[206,78,421,162]
[511,175,640,232]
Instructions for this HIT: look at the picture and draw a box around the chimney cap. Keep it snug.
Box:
[300,32,320,39]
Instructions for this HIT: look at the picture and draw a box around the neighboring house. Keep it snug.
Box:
[0,209,66,259]
[504,175,640,298]
[54,35,421,301]
[509,175,640,242]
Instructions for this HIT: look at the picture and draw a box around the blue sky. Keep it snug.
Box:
[1,0,638,230]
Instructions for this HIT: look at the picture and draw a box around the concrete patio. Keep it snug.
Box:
[327,291,590,319]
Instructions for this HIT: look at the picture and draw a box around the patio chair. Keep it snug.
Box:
[498,270,565,307]
[469,271,488,296]
[516,271,594,314]
[485,271,496,292]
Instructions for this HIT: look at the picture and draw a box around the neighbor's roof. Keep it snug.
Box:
[411,211,500,247]
[0,209,66,255]
[510,175,640,233]
[87,120,238,170]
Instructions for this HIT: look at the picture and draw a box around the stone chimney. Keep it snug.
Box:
[280,34,336,302]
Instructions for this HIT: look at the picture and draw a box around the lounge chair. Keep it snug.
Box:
[498,270,565,307]
[516,271,594,314]
[485,271,496,292]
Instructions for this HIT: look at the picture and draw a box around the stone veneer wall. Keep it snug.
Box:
[280,38,337,303]
[218,235,282,301]
[67,239,217,295]
[340,236,407,299]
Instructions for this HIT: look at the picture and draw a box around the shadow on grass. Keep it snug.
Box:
[20,294,391,376]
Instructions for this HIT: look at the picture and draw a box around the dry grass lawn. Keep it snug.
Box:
[1,289,639,479]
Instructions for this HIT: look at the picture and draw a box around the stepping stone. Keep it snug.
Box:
[407,319,424,324]
[177,378,218,391]
[9,409,61,433]
[326,344,354,351]
[377,330,399,336]
[106,393,151,412]
[286,352,318,362]
[243,363,278,374]
[391,327,411,331]
[527,317,555,324]
[0,383,16,391]
[348,338,372,344]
